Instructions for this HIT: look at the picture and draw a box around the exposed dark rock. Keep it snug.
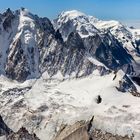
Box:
[92,129,133,140]
[113,74,117,80]
[2,87,31,97]
[55,29,63,42]
[54,120,89,140]
[66,32,85,50]
[5,39,30,82]
[0,115,12,136]
[38,17,55,34]
[117,74,138,95]
[135,40,140,47]
[40,31,101,79]
[25,114,44,129]
[83,33,133,70]
[80,25,89,35]
[95,95,102,104]
[11,99,26,109]
[3,8,15,31]
[125,64,135,75]
[0,116,40,139]
[54,117,133,140]
[7,127,40,140]
[132,76,140,86]
[97,66,111,76]
[37,104,49,112]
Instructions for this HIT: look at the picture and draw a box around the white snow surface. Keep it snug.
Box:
[60,10,86,20]
[55,10,140,58]
[55,10,99,41]
[0,70,140,140]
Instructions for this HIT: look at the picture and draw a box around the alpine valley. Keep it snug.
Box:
[0,8,140,140]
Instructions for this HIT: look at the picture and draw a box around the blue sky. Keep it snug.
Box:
[0,0,140,27]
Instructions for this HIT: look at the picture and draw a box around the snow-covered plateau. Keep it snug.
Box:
[0,8,140,140]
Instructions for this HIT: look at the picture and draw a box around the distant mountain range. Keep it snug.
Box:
[0,8,140,140]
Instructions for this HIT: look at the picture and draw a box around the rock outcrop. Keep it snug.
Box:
[54,117,133,140]
[92,129,133,140]
[0,115,12,137]
[7,127,40,140]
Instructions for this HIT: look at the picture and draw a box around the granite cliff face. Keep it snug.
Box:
[0,8,110,82]
[0,8,138,82]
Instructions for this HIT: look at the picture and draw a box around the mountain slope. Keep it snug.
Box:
[54,10,140,57]
[0,8,112,82]
[54,10,135,70]
[0,8,140,140]
[0,9,138,82]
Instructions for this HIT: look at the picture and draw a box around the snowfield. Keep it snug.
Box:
[0,70,140,139]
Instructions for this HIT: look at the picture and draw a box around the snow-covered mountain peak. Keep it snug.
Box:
[59,10,99,23]
[56,10,90,27]
[59,10,86,20]
[18,8,36,20]
[54,10,99,40]
[3,8,13,15]
[18,8,36,34]
[54,10,140,58]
